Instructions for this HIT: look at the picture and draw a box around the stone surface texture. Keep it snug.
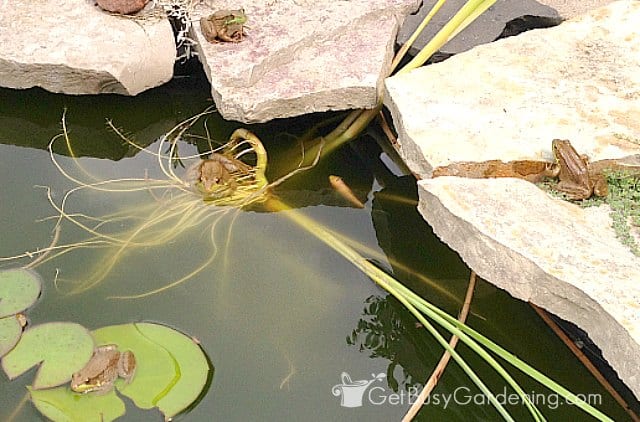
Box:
[537,0,620,18]
[385,0,640,399]
[385,0,640,177]
[0,0,175,95]
[192,0,420,123]
[397,0,561,56]
[96,0,150,15]
[418,177,640,398]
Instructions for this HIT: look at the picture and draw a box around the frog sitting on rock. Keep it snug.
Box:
[200,9,247,43]
[547,139,608,200]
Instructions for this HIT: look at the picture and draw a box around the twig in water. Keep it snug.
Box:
[402,271,477,421]
[531,303,640,422]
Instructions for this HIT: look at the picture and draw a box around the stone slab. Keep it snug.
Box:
[537,0,620,19]
[0,0,176,95]
[192,0,420,123]
[397,0,561,56]
[419,176,640,398]
[385,1,640,399]
[385,0,640,177]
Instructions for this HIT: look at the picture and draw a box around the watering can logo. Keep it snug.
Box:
[331,372,386,407]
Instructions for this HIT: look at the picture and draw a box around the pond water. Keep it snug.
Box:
[0,78,631,421]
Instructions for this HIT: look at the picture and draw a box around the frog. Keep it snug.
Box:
[549,139,608,200]
[200,9,247,43]
[189,153,252,193]
[71,345,136,394]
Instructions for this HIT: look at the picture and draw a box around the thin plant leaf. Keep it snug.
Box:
[399,0,499,74]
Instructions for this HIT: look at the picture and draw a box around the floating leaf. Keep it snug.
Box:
[0,315,22,357]
[30,386,125,422]
[0,268,42,318]
[92,323,177,409]
[136,323,211,419]
[25,322,210,422]
[1,322,94,389]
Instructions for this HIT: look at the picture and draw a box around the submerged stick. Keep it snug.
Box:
[329,175,365,208]
[531,304,640,422]
[402,271,476,421]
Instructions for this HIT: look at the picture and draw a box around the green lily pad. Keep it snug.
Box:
[1,322,94,389]
[136,323,211,419]
[0,315,22,357]
[25,322,210,422]
[91,323,176,409]
[0,268,42,318]
[92,322,210,417]
[30,386,125,422]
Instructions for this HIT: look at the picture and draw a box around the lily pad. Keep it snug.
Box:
[25,322,210,422]
[0,268,42,318]
[92,323,177,409]
[92,322,211,418]
[1,322,94,389]
[30,386,125,422]
[0,315,22,357]
[136,322,211,419]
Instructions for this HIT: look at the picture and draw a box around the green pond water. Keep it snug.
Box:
[0,80,631,421]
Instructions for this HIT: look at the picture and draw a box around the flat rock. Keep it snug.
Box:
[397,0,561,57]
[385,0,640,399]
[385,0,640,177]
[418,177,640,398]
[537,0,619,19]
[0,0,175,95]
[192,0,420,123]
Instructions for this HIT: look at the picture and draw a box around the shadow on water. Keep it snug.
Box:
[0,83,635,421]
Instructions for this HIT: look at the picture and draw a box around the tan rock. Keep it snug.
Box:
[192,0,421,123]
[537,0,618,19]
[385,1,640,399]
[0,0,175,95]
[96,0,150,15]
[384,0,640,177]
[418,177,640,399]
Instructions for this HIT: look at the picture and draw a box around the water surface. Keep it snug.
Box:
[0,83,630,421]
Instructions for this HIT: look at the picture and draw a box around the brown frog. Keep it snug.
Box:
[71,345,136,394]
[549,139,608,200]
[200,9,247,43]
[191,153,252,193]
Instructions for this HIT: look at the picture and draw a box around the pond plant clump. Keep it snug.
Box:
[0,108,292,298]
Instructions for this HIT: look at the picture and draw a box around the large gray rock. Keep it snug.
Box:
[418,177,640,399]
[537,0,620,19]
[192,0,420,123]
[397,0,561,57]
[0,0,175,95]
[385,0,640,399]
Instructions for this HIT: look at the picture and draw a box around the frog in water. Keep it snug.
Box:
[71,345,136,394]
[200,9,247,43]
[187,153,252,197]
[549,139,608,200]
